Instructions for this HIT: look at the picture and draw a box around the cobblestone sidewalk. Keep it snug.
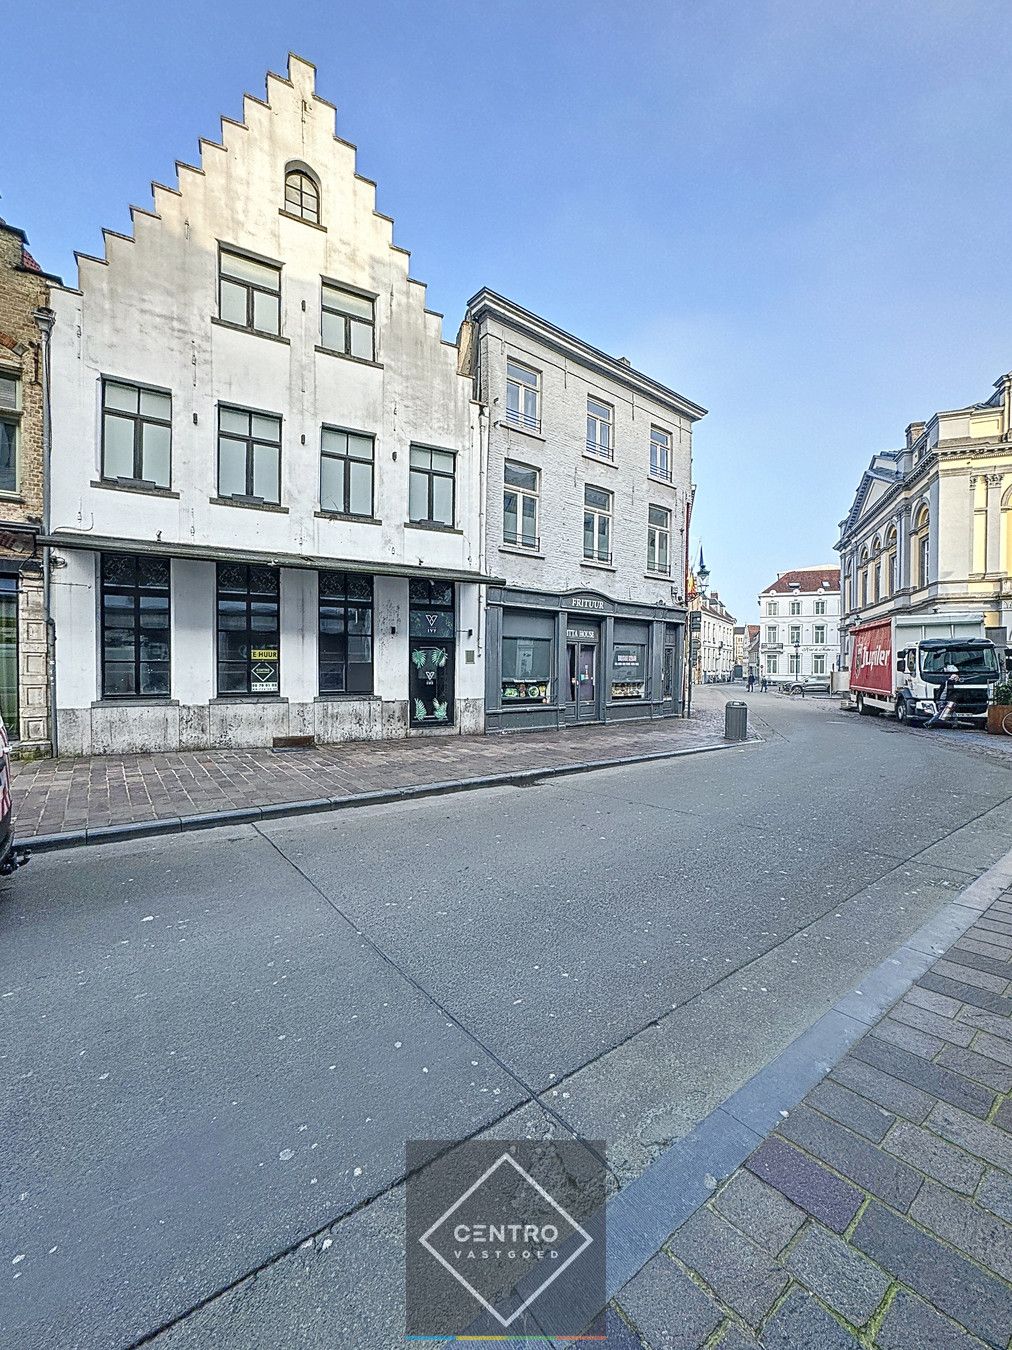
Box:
[10,701,731,842]
[608,886,1012,1349]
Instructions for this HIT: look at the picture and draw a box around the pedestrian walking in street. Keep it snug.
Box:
[926,665,961,728]
[747,671,755,692]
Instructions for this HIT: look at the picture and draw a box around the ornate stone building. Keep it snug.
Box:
[0,219,58,753]
[836,371,1012,672]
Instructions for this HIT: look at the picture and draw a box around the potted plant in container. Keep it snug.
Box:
[987,679,1012,735]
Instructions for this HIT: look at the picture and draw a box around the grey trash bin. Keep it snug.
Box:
[725,701,748,742]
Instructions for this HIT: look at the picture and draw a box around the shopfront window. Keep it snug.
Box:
[501,636,552,705]
[100,554,170,698]
[612,643,647,700]
[408,580,455,725]
[0,576,17,732]
[216,563,280,696]
[319,571,373,694]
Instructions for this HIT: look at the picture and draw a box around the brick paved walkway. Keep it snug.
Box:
[609,884,1012,1349]
[11,701,731,842]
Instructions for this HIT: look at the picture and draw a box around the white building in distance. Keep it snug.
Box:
[46,55,492,754]
[758,567,841,683]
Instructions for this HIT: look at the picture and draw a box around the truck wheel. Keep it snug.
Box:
[857,693,869,716]
[895,697,908,724]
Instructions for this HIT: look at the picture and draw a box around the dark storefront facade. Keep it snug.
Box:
[484,586,685,733]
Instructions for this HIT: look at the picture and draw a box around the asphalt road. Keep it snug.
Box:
[3,693,1012,1349]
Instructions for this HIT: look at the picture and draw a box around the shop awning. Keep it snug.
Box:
[40,532,506,587]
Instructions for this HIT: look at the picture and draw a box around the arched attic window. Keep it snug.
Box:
[284,165,321,224]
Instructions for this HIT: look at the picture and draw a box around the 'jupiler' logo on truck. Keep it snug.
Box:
[857,646,888,670]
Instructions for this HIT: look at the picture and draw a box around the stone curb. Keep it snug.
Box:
[596,840,1012,1304]
[17,733,761,855]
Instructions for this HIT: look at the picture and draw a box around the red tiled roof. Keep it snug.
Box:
[746,624,760,639]
[21,248,42,273]
[761,567,840,595]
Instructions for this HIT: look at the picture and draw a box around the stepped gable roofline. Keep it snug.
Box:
[466,287,707,422]
[54,53,437,314]
[760,566,840,595]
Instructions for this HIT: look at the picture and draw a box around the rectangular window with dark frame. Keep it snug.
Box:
[320,428,374,516]
[409,445,455,526]
[321,283,375,361]
[0,371,20,494]
[218,406,282,504]
[647,504,671,574]
[318,571,373,695]
[101,380,172,487]
[219,248,281,335]
[216,563,280,697]
[503,460,539,548]
[100,553,171,698]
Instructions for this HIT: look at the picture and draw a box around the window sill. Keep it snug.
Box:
[583,451,616,469]
[496,419,545,442]
[0,492,24,504]
[499,544,545,559]
[405,520,461,534]
[210,696,289,705]
[92,478,180,499]
[278,209,327,232]
[580,558,616,572]
[314,345,383,370]
[92,698,178,708]
[645,570,673,581]
[210,495,289,514]
[315,510,382,526]
[314,693,380,703]
[211,317,290,346]
[647,473,675,488]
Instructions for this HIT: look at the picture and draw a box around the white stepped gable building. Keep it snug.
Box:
[757,567,841,682]
[47,55,491,754]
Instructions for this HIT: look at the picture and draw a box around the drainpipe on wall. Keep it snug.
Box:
[32,306,57,758]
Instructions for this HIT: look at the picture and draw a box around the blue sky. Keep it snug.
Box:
[5,1,1010,623]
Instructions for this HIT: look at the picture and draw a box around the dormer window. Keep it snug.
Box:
[284,167,320,224]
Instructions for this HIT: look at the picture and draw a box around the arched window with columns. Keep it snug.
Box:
[859,546,870,607]
[871,536,882,603]
[912,504,930,588]
[884,525,897,597]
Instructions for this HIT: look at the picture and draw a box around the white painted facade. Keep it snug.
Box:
[695,594,736,680]
[461,291,704,731]
[757,568,841,682]
[47,56,487,754]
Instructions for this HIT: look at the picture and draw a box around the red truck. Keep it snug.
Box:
[849,612,1000,725]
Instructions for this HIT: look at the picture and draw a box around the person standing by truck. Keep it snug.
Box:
[926,665,961,728]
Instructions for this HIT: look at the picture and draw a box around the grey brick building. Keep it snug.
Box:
[461,291,705,732]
